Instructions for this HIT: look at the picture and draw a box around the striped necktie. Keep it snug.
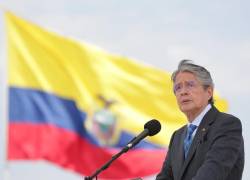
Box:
[184,124,197,158]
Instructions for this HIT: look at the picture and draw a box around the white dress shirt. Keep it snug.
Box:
[187,104,212,138]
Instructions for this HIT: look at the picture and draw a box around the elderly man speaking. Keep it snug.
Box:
[156,60,244,180]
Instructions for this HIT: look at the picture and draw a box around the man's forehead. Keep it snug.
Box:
[175,71,197,82]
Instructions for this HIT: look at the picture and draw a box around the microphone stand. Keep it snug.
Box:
[84,145,130,180]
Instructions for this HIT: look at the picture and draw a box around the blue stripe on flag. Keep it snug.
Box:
[9,86,161,149]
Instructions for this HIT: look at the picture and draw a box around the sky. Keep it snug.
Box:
[0,0,250,179]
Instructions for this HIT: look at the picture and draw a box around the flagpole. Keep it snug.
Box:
[0,6,10,180]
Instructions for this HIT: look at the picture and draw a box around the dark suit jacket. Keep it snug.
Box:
[156,106,244,180]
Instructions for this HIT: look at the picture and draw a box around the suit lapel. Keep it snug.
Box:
[175,127,186,169]
[178,106,219,180]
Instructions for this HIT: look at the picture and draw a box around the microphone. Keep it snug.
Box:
[125,119,161,151]
[84,119,161,180]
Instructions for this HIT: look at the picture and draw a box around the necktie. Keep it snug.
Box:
[184,124,197,158]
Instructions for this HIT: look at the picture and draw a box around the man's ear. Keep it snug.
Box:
[206,86,213,100]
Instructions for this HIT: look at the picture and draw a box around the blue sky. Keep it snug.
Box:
[0,0,250,179]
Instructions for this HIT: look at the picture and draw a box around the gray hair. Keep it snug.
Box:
[171,60,214,104]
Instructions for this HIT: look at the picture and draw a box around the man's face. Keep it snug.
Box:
[174,72,213,118]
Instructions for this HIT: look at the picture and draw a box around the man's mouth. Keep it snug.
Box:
[181,99,191,104]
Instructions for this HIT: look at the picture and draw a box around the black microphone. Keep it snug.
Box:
[84,119,161,180]
[125,119,161,150]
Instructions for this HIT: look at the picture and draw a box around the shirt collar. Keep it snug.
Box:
[188,104,212,127]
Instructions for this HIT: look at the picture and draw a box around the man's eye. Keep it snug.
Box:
[187,81,195,88]
[174,85,181,92]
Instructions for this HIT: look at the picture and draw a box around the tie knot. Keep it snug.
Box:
[187,124,197,135]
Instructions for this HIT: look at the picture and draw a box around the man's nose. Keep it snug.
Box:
[180,86,189,95]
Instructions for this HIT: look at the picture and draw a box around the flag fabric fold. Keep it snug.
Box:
[5,12,228,179]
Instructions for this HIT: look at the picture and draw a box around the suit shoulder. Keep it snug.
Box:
[215,111,242,128]
[217,111,241,122]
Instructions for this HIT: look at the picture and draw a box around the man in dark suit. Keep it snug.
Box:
[156,60,244,180]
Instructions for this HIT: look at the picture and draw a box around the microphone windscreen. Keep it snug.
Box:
[144,119,161,136]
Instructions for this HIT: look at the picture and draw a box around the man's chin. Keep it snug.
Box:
[180,105,193,114]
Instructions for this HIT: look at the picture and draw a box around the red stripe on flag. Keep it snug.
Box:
[8,123,166,179]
